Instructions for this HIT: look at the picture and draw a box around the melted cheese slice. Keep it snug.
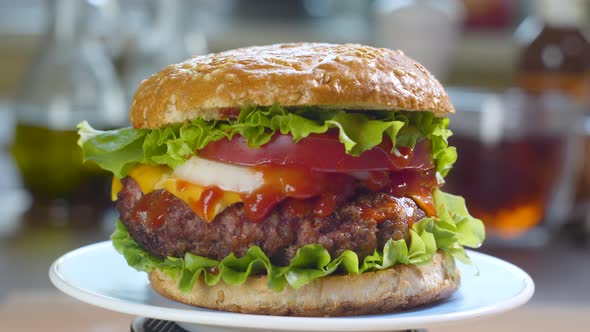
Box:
[111,157,262,221]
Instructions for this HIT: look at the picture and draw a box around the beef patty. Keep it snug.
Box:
[116,177,427,265]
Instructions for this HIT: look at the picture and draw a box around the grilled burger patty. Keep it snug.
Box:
[116,177,427,265]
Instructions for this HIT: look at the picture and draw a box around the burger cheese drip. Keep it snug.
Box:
[111,134,438,223]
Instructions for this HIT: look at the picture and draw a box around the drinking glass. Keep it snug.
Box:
[445,88,583,246]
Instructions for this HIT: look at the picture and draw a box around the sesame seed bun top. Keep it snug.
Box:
[130,43,454,129]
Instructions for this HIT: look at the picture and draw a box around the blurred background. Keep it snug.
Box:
[0,0,589,330]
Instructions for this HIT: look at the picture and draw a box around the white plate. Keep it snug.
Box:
[49,241,534,332]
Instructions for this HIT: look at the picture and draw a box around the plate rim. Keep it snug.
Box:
[49,241,534,331]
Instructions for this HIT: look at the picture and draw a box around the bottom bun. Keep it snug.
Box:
[149,251,460,317]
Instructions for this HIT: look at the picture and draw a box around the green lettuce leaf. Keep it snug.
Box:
[112,189,484,292]
[78,106,455,178]
[77,121,149,178]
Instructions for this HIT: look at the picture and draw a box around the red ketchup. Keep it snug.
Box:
[187,135,438,223]
[240,166,356,223]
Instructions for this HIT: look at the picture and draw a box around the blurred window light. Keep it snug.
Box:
[541,44,564,69]
[303,0,336,17]
[480,95,504,146]
[0,0,46,34]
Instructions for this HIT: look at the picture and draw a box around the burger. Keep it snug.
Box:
[77,43,484,316]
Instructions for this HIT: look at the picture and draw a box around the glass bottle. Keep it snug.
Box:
[515,0,590,99]
[514,0,590,240]
[11,0,126,226]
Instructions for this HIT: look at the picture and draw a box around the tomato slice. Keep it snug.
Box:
[198,131,433,172]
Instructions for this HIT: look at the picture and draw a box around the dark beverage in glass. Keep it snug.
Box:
[445,135,567,239]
